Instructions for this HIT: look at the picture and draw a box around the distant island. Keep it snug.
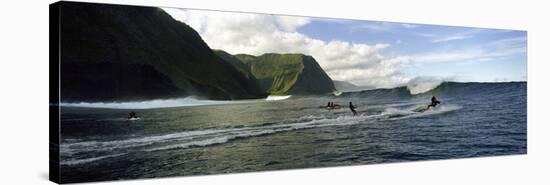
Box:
[59,2,335,102]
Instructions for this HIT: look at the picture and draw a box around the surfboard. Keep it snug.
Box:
[321,105,342,110]
[128,117,141,121]
[412,106,429,113]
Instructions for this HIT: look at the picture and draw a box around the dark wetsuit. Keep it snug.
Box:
[428,96,441,108]
[129,111,137,119]
[349,102,357,116]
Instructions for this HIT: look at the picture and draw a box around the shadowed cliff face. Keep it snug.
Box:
[58,2,265,102]
[216,51,336,95]
[289,55,336,94]
[60,63,180,102]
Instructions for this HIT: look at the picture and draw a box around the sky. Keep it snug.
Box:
[163,8,527,88]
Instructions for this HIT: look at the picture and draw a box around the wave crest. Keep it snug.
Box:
[406,77,446,94]
[265,95,292,101]
[59,97,234,109]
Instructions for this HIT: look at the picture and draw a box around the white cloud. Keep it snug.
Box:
[276,16,311,32]
[410,49,484,63]
[351,22,418,33]
[416,33,438,38]
[432,35,472,43]
[417,28,482,43]
[356,23,395,33]
[163,8,408,88]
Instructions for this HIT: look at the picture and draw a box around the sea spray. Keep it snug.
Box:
[406,77,453,94]
[265,95,292,101]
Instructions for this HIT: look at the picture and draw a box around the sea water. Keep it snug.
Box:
[57,82,526,183]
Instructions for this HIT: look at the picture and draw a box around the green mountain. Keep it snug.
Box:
[58,2,265,102]
[213,50,256,81]
[215,51,336,95]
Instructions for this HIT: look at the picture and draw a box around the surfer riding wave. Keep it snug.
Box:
[428,96,441,109]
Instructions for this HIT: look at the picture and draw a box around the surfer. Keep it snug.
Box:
[128,111,138,119]
[427,96,441,109]
[349,102,357,116]
[330,102,335,109]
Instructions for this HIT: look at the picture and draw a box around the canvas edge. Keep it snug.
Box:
[49,1,61,184]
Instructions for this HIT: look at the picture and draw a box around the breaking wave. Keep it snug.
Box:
[406,78,445,94]
[341,81,526,100]
[59,97,236,109]
[266,95,292,101]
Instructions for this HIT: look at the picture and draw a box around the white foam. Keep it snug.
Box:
[145,115,368,152]
[418,104,462,115]
[382,107,415,117]
[60,127,243,154]
[265,95,292,101]
[386,104,462,120]
[333,91,343,96]
[62,114,372,158]
[60,153,126,166]
[59,97,235,109]
[145,129,279,152]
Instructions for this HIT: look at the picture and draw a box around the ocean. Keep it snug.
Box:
[57,82,527,183]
